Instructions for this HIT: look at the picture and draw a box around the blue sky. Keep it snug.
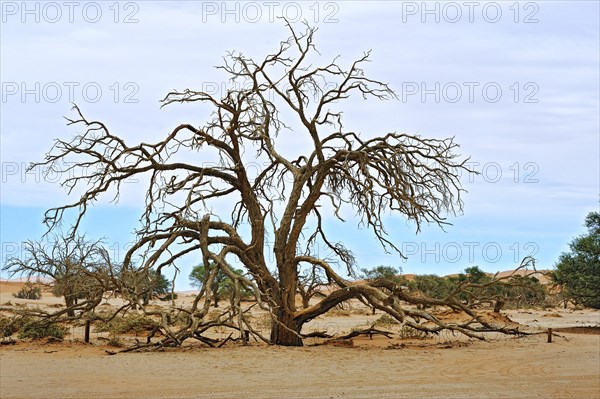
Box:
[1,1,598,289]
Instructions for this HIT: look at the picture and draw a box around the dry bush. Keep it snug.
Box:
[107,336,124,347]
[207,309,224,321]
[352,308,372,316]
[0,316,20,338]
[374,314,400,326]
[18,320,68,340]
[13,282,42,300]
[329,309,352,317]
[94,313,158,335]
[349,319,378,333]
[542,313,563,318]
[144,305,164,313]
[398,325,428,340]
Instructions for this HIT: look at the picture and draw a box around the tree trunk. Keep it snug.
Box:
[301,294,310,309]
[212,285,219,308]
[64,296,76,317]
[270,258,303,346]
[270,309,303,346]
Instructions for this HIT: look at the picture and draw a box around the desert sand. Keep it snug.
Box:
[1,281,599,399]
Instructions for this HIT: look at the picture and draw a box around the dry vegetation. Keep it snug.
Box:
[1,280,599,398]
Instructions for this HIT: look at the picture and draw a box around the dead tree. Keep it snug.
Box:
[3,235,109,317]
[31,22,525,346]
[297,264,329,309]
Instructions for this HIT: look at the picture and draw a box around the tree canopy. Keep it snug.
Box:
[3,235,109,317]
[551,211,600,308]
[190,263,249,307]
[24,22,530,347]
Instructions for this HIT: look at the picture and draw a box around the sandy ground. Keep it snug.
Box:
[1,281,599,399]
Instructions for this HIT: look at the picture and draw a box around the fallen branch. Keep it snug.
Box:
[302,331,335,339]
[336,325,393,340]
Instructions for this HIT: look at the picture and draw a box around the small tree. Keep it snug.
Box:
[13,282,42,300]
[361,266,402,282]
[551,212,600,309]
[152,273,174,300]
[297,264,329,309]
[460,266,488,284]
[119,267,173,307]
[502,275,547,309]
[3,235,109,317]
[412,274,453,298]
[190,264,249,307]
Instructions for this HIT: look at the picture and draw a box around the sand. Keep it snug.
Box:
[1,281,599,399]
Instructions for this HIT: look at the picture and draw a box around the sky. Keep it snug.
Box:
[1,1,598,290]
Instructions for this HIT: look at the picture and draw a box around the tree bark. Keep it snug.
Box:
[64,296,76,317]
[301,295,310,309]
[212,285,219,308]
[270,309,303,346]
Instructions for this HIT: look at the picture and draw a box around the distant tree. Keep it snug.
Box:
[152,273,173,299]
[411,267,501,305]
[450,264,548,312]
[297,265,329,309]
[3,235,109,317]
[501,275,547,309]
[13,282,42,300]
[411,274,455,304]
[448,266,490,306]
[119,268,173,307]
[551,212,600,309]
[460,266,488,284]
[360,266,405,313]
[361,265,402,282]
[190,263,249,307]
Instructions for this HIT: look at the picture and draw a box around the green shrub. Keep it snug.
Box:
[107,336,124,347]
[374,314,399,326]
[18,322,68,340]
[13,282,42,300]
[159,293,178,301]
[1,315,38,338]
[0,316,21,338]
[551,212,600,309]
[398,325,428,339]
[94,313,158,335]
